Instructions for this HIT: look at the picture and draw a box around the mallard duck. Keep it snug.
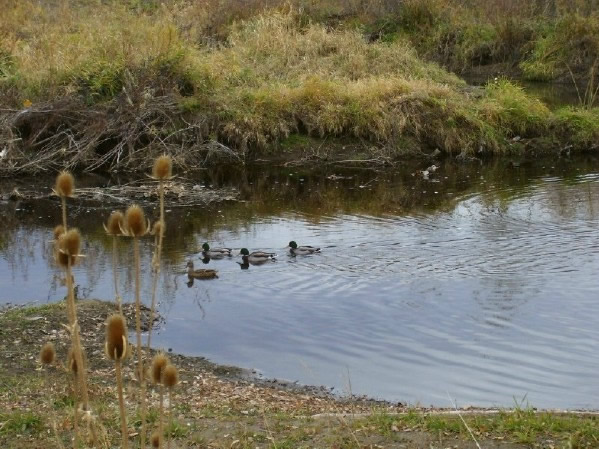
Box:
[201,242,233,259]
[186,261,218,279]
[239,248,276,265]
[288,241,320,256]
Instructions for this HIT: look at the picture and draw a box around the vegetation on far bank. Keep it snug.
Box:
[2,299,598,448]
[1,0,599,174]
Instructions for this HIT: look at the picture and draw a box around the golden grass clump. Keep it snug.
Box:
[124,204,149,237]
[105,211,124,236]
[151,353,169,384]
[105,314,129,361]
[162,364,178,388]
[40,342,56,365]
[152,155,173,180]
[54,171,75,197]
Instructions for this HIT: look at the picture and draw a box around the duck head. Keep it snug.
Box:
[288,241,298,249]
[240,248,250,256]
[202,242,210,251]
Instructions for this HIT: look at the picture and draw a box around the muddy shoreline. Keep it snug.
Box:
[2,299,597,415]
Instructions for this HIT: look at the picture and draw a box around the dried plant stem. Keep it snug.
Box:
[167,389,173,449]
[61,197,67,230]
[159,385,164,449]
[52,420,66,449]
[147,180,165,351]
[112,237,122,313]
[115,360,129,449]
[43,369,66,449]
[66,261,89,409]
[133,237,147,448]
[72,377,79,449]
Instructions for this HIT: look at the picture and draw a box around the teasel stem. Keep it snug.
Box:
[72,376,79,449]
[61,196,67,231]
[113,237,122,314]
[133,236,147,448]
[66,259,89,410]
[167,388,173,449]
[40,345,65,449]
[158,383,164,449]
[147,179,165,352]
[115,359,129,449]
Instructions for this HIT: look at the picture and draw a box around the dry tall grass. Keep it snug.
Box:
[1,0,598,172]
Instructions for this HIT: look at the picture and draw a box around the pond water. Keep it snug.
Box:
[1,157,599,409]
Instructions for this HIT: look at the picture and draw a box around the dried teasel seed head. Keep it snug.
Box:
[151,353,169,384]
[66,347,85,374]
[105,211,124,236]
[105,314,128,361]
[150,431,162,448]
[151,220,164,236]
[55,171,75,197]
[124,205,148,237]
[60,229,81,256]
[162,364,178,388]
[40,342,56,365]
[53,224,65,240]
[152,155,172,180]
[55,249,71,268]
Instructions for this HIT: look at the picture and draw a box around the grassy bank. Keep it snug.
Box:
[1,300,598,448]
[1,1,598,174]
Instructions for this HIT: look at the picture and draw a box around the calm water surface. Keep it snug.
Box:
[1,158,599,409]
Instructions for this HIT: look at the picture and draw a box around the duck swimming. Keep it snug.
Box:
[287,241,321,256]
[239,248,276,265]
[186,260,218,279]
[201,242,233,259]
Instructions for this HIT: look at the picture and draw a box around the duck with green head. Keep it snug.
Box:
[201,242,233,259]
[186,260,218,279]
[239,248,276,265]
[287,241,320,256]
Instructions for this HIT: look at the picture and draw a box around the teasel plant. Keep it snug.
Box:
[147,155,173,353]
[162,363,179,449]
[120,204,151,448]
[53,171,75,230]
[151,352,169,449]
[104,211,124,313]
[52,171,99,447]
[55,228,90,410]
[105,314,130,449]
[66,346,84,448]
[40,342,66,449]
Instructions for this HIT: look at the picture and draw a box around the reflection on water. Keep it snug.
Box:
[1,157,599,409]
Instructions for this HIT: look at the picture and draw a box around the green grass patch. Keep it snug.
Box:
[0,411,43,437]
[362,408,599,448]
